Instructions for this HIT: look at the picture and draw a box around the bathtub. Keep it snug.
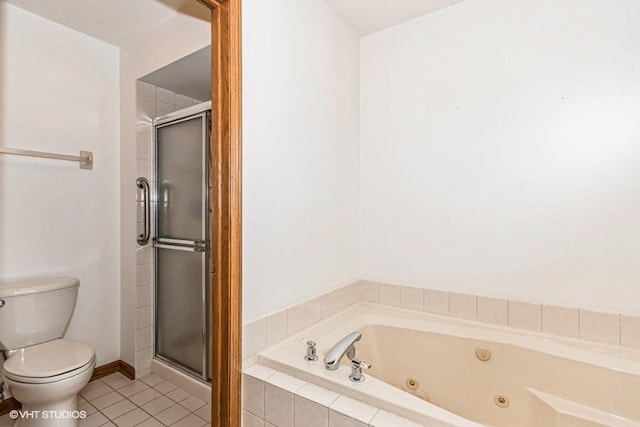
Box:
[257,303,640,426]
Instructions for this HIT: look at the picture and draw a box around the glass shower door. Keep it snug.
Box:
[154,107,210,380]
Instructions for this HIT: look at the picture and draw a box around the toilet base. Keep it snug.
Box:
[14,395,79,427]
[6,360,95,427]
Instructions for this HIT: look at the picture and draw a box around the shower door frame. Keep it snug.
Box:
[195,1,243,427]
[153,104,212,382]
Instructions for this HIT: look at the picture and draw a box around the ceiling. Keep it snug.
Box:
[323,0,467,35]
[3,0,468,47]
[2,0,194,46]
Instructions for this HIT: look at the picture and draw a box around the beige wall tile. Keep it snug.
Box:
[245,365,277,382]
[580,310,620,345]
[135,327,153,351]
[176,94,194,109]
[243,375,265,419]
[379,283,402,307]
[136,245,153,265]
[156,87,176,104]
[243,410,264,427]
[287,303,306,336]
[243,318,266,359]
[243,355,258,370]
[156,101,175,116]
[400,286,423,311]
[136,306,153,330]
[136,159,152,180]
[136,137,151,160]
[136,120,153,143]
[266,310,288,346]
[135,347,153,372]
[508,300,541,332]
[320,290,339,319]
[136,264,152,287]
[621,315,640,349]
[344,281,361,307]
[360,280,379,303]
[305,298,323,327]
[329,411,368,427]
[542,305,579,338]
[136,94,155,120]
[449,292,476,320]
[294,396,329,427]
[329,396,378,424]
[136,285,152,309]
[423,289,448,315]
[323,287,351,317]
[264,384,294,427]
[136,80,156,98]
[296,383,339,407]
[477,296,507,326]
[369,410,422,427]
[264,372,306,394]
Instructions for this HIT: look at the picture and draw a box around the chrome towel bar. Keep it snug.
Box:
[0,147,93,170]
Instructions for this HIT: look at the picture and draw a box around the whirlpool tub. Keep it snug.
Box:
[257,303,640,426]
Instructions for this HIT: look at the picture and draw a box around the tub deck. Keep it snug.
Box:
[258,302,640,426]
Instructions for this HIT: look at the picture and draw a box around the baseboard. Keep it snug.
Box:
[0,397,20,417]
[117,360,136,380]
[1,360,136,416]
[90,360,136,381]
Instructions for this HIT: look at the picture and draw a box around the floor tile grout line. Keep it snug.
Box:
[79,374,211,427]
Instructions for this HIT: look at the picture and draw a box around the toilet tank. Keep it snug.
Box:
[0,276,80,351]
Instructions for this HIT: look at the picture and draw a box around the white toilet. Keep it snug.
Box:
[0,277,96,427]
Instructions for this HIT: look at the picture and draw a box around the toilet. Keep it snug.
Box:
[0,277,96,427]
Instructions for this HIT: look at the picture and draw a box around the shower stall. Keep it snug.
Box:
[148,101,212,383]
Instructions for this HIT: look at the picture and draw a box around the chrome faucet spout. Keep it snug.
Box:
[324,331,362,371]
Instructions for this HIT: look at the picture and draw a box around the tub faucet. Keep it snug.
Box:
[324,331,362,371]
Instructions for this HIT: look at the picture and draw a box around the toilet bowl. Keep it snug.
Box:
[4,339,96,427]
[0,277,96,427]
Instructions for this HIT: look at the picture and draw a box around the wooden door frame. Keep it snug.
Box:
[197,1,242,426]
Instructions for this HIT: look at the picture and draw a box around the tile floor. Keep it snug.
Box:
[0,373,211,427]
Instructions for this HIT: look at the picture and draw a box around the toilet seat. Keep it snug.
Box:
[3,338,95,384]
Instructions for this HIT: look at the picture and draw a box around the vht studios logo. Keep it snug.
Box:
[9,410,87,420]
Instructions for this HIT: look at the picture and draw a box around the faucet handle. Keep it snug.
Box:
[304,340,318,361]
[352,358,371,369]
[349,358,371,383]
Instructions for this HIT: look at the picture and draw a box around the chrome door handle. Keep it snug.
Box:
[154,244,205,252]
[154,238,206,252]
[155,238,205,246]
[136,177,151,245]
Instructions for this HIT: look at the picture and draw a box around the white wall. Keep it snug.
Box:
[361,0,640,314]
[119,1,211,367]
[243,0,361,321]
[0,3,120,364]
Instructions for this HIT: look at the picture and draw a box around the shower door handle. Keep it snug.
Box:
[154,238,206,252]
[136,177,151,245]
[154,244,205,253]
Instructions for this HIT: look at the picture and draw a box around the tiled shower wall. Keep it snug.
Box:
[135,80,204,377]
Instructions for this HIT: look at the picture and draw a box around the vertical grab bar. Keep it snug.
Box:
[136,177,151,245]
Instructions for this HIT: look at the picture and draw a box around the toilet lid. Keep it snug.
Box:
[3,339,95,379]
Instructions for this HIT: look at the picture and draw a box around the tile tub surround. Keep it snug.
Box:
[243,365,422,427]
[243,280,640,365]
[241,282,640,425]
[134,81,204,377]
[256,302,640,427]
